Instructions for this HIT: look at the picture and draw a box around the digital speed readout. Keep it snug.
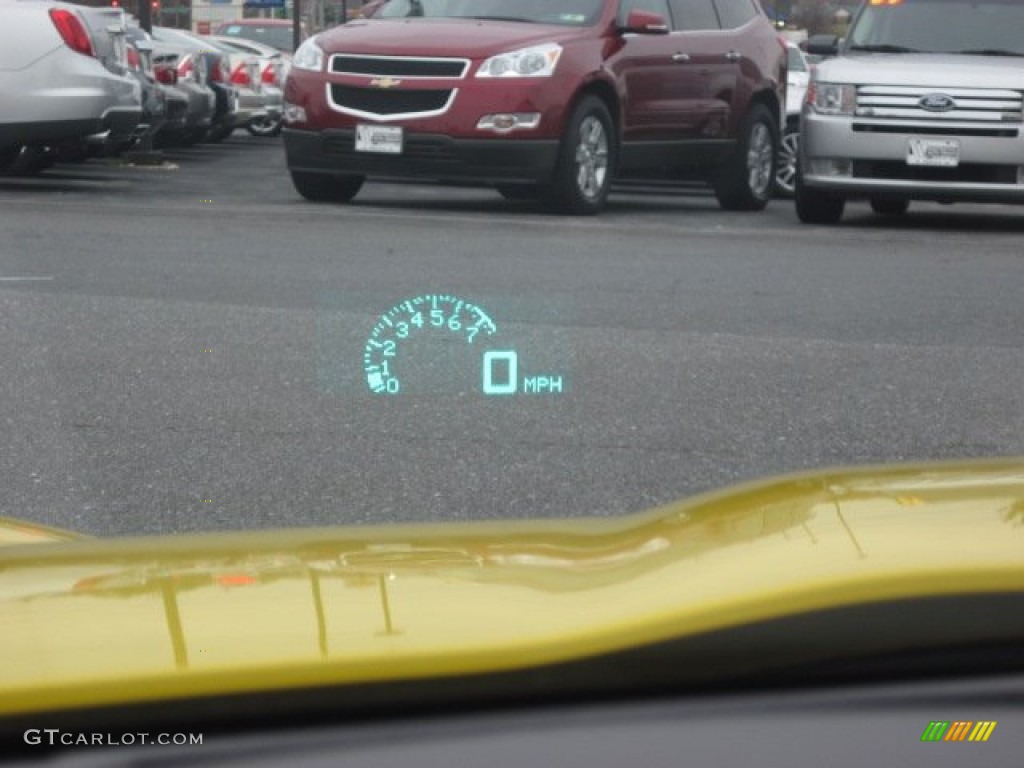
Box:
[363,294,566,396]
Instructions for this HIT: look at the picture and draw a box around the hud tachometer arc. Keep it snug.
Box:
[364,294,497,394]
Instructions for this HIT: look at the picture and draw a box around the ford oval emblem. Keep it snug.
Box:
[919,93,956,112]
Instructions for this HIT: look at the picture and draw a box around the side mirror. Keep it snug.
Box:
[806,34,839,56]
[154,65,178,86]
[620,9,670,34]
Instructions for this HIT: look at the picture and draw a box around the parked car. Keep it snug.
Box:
[214,19,308,55]
[143,43,217,147]
[774,41,810,197]
[122,31,181,149]
[152,26,268,142]
[207,35,288,137]
[282,0,786,214]
[796,0,1024,224]
[0,0,141,174]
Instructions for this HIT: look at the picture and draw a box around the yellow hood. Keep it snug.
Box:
[1,459,1022,718]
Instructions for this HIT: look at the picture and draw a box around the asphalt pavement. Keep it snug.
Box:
[1,135,1022,536]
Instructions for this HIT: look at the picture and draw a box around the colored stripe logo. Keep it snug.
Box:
[921,721,996,743]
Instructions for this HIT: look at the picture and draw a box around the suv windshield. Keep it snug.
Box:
[377,0,604,25]
[847,0,1024,55]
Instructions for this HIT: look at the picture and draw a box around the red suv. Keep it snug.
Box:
[283,0,785,214]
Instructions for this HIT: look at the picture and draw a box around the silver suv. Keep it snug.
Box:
[795,0,1024,224]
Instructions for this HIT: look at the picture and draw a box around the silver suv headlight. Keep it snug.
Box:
[806,82,856,115]
[292,37,325,72]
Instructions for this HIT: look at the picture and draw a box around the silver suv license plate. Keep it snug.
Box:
[907,138,960,167]
[355,125,403,154]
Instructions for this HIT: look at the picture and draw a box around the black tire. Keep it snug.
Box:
[291,171,364,203]
[870,199,910,216]
[8,146,54,176]
[151,131,172,150]
[204,124,234,143]
[714,103,778,211]
[542,95,615,215]
[179,128,206,147]
[774,120,799,199]
[794,164,845,224]
[0,146,19,174]
[496,183,541,202]
[248,117,283,138]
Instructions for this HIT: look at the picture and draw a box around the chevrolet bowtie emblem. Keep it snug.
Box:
[369,77,402,88]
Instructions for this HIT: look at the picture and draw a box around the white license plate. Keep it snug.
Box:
[355,124,403,155]
[907,138,960,167]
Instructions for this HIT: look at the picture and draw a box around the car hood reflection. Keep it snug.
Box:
[0,459,1022,717]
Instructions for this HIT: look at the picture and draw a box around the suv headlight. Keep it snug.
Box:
[806,82,856,115]
[477,43,562,78]
[293,38,324,72]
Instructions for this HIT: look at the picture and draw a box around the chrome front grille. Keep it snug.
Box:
[852,123,1019,138]
[856,86,1023,123]
[329,54,469,79]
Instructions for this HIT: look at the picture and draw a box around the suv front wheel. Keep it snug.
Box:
[544,96,615,215]
[714,104,777,211]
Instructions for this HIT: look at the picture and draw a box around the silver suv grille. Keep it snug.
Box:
[856,86,1023,123]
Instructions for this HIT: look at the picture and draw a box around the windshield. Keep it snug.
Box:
[219,24,296,52]
[847,0,1024,55]
[2,0,1024,739]
[377,0,604,25]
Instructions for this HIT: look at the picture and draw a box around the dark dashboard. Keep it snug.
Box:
[12,674,1023,768]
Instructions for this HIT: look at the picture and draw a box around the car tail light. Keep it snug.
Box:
[261,64,277,86]
[210,57,230,83]
[49,9,95,57]
[154,65,177,85]
[126,45,140,71]
[177,54,194,80]
[230,63,251,86]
